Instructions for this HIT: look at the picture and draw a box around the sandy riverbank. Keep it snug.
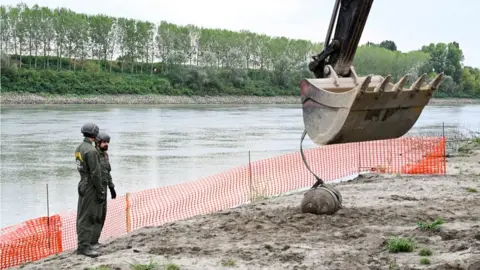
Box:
[12,140,480,269]
[1,93,479,105]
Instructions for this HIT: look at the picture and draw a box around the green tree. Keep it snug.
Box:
[379,40,397,51]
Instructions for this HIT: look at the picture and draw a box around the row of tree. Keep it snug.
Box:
[1,3,479,97]
[0,3,324,73]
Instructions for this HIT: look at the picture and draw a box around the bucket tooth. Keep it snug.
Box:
[392,75,409,96]
[355,75,372,99]
[373,75,391,97]
[426,72,444,91]
[410,73,427,92]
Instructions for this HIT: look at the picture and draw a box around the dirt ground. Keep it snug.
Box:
[14,141,480,270]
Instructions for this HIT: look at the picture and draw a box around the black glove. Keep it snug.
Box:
[109,186,117,199]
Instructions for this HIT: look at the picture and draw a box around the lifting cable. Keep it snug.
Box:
[300,129,342,207]
[300,129,325,190]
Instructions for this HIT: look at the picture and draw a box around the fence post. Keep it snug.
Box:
[442,122,447,176]
[126,192,131,233]
[46,183,50,252]
[248,151,252,202]
[357,142,361,174]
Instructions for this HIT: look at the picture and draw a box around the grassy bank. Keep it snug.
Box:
[1,92,480,105]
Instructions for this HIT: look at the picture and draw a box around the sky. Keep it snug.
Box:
[4,0,480,67]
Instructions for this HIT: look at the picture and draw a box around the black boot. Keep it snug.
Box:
[76,246,100,258]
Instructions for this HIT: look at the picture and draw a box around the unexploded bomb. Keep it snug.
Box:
[300,185,342,215]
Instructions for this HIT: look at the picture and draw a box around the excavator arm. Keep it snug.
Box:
[298,0,444,209]
[309,0,373,79]
[300,0,444,146]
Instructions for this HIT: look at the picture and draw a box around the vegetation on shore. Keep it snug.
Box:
[1,92,479,105]
[1,3,479,98]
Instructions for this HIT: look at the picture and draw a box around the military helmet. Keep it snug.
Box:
[96,131,110,143]
[81,122,99,138]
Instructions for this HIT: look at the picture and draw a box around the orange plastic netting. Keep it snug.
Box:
[0,136,446,269]
[0,215,62,268]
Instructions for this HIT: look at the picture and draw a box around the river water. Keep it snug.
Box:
[1,103,479,228]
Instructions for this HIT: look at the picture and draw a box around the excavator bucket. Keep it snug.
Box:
[300,65,444,145]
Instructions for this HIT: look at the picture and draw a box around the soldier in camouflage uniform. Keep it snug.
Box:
[90,131,117,248]
[74,122,104,258]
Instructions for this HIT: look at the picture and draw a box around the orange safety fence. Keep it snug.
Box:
[0,215,62,268]
[0,136,446,269]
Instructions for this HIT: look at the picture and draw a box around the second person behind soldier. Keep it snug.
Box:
[90,131,117,249]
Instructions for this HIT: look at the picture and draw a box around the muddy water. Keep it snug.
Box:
[1,104,479,228]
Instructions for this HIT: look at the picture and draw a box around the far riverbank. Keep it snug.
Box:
[1,93,479,105]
